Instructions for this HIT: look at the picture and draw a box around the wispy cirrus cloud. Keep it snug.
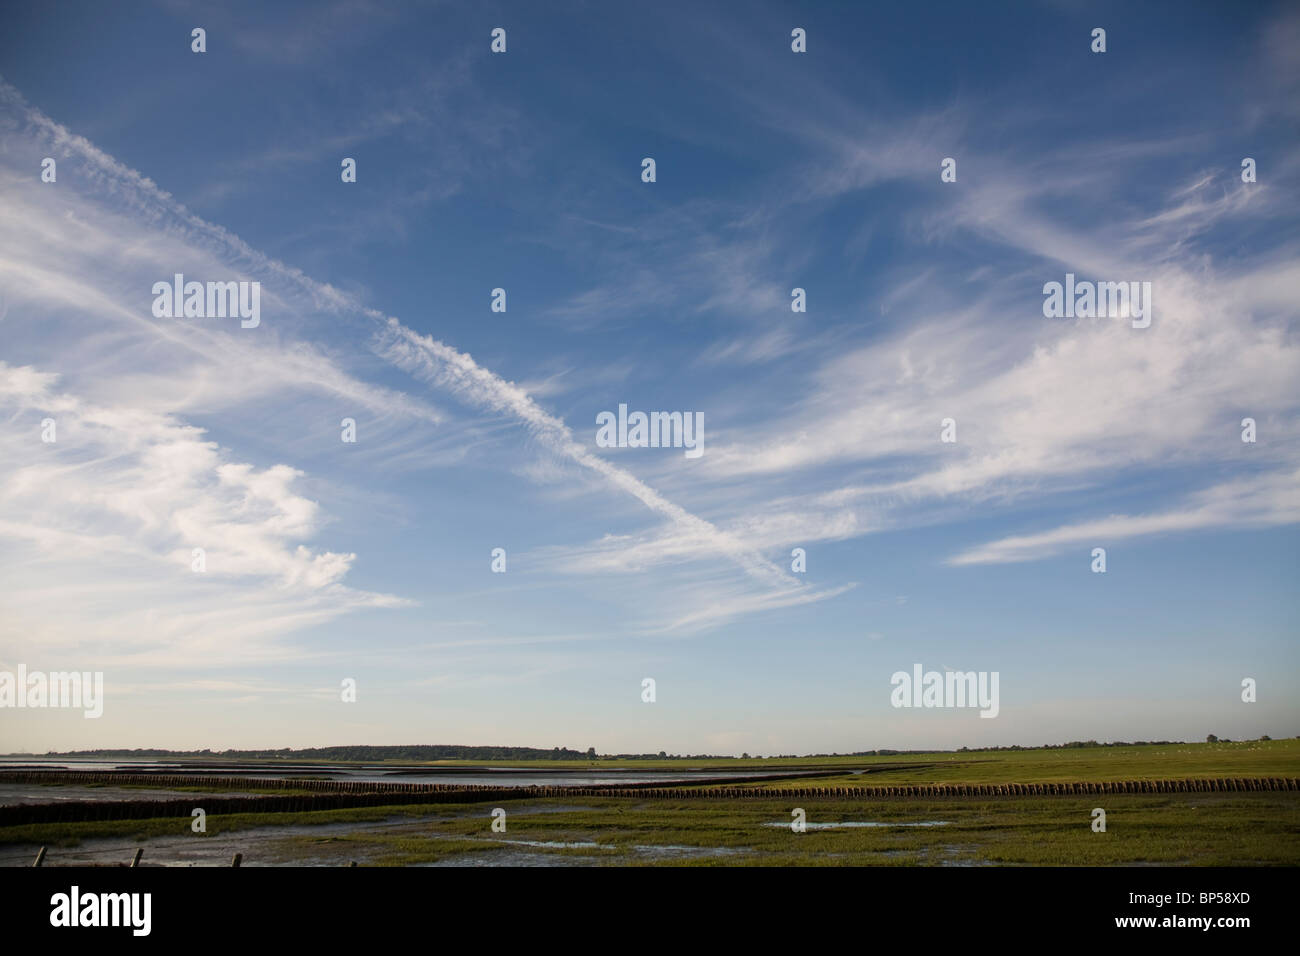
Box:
[948,469,1300,566]
[0,75,848,656]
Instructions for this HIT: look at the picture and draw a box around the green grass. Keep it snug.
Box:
[5,741,1296,865]
[276,833,502,866]
[0,801,484,847]
[6,791,1297,866]
[724,739,1300,788]
[242,738,1294,778]
[265,793,1300,866]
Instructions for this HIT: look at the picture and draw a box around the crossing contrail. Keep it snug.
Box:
[0,77,802,595]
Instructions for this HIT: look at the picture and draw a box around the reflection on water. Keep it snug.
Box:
[491,839,612,850]
[0,757,813,788]
[764,820,950,829]
[418,841,750,867]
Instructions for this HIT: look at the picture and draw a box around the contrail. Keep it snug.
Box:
[373,319,795,590]
[0,78,799,594]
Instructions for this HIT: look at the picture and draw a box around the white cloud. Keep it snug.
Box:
[949,470,1300,565]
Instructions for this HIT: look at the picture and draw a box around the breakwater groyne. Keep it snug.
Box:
[0,771,1294,826]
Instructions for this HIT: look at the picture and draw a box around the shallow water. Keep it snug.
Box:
[0,783,269,806]
[0,804,603,867]
[417,840,750,867]
[0,758,816,789]
[764,820,950,829]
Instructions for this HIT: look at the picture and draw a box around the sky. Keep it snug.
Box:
[0,0,1296,756]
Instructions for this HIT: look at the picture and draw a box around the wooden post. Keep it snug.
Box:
[130,848,143,867]
[33,846,46,867]
[231,853,242,867]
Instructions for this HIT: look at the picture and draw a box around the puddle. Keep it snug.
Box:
[484,839,743,857]
[933,843,995,866]
[416,849,588,868]
[631,844,748,859]
[490,839,614,850]
[418,840,750,866]
[764,820,950,829]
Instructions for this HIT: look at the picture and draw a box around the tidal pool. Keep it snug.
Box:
[764,820,950,829]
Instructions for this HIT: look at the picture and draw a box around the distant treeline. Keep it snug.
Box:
[955,738,1277,751]
[32,745,602,762]
[13,738,1284,762]
[25,745,939,761]
[955,740,1179,752]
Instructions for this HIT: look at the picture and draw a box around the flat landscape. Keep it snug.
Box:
[4,740,1296,867]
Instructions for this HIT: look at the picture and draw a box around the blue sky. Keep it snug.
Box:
[0,0,1297,755]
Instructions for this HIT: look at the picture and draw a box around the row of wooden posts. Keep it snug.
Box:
[16,774,1297,867]
[30,846,145,867]
[5,769,1297,798]
[2,774,1295,828]
[30,847,358,867]
[0,769,829,794]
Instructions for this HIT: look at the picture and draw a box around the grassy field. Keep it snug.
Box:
[466,739,1300,776]
[727,739,1300,787]
[4,740,1297,866]
[5,792,1298,866]
[332,793,1300,867]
